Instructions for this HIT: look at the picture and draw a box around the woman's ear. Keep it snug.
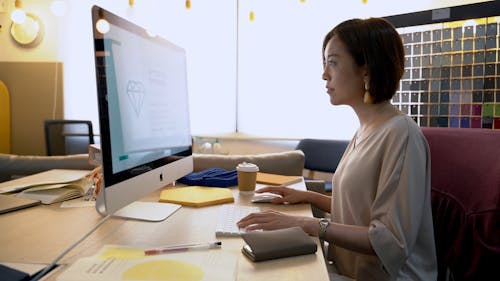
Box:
[362,67,373,104]
[361,64,369,78]
[358,65,369,86]
[363,70,370,87]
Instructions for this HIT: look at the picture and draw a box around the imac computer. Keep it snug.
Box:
[91,6,193,221]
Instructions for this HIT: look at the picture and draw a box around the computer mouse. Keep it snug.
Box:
[251,193,282,203]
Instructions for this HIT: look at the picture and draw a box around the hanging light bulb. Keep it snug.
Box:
[249,10,255,22]
[11,0,26,24]
[300,0,306,3]
[362,0,368,4]
[50,0,67,17]
[185,0,191,10]
[127,0,135,18]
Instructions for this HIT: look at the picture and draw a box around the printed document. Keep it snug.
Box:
[57,245,237,281]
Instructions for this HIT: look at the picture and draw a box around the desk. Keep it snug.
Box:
[0,180,329,280]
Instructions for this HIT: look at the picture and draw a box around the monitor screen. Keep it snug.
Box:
[91,5,193,221]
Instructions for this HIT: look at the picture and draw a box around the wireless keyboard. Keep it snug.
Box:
[215,204,260,237]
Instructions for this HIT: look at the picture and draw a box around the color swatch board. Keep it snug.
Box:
[394,17,500,129]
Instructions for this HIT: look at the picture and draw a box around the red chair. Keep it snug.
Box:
[422,127,500,281]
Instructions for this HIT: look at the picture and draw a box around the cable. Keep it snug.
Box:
[30,214,111,281]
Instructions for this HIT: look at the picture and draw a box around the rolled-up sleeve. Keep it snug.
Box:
[367,126,430,277]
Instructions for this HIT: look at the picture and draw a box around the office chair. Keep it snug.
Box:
[44,120,95,156]
[296,138,349,193]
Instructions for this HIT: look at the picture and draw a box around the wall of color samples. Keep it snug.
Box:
[394,17,500,130]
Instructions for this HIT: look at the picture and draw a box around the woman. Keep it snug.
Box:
[238,18,437,280]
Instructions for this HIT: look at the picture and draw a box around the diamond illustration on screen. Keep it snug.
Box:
[126,80,145,117]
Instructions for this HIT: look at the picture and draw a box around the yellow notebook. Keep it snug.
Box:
[256,172,302,186]
[159,186,234,207]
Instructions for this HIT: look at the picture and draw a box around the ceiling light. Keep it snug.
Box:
[11,0,26,24]
[96,18,110,34]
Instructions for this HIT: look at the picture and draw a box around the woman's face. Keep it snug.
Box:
[322,35,365,106]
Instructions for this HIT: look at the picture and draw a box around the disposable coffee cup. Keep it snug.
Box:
[236,162,259,194]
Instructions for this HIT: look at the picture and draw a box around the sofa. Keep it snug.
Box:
[0,150,305,183]
[0,153,94,182]
[421,127,500,281]
[192,150,305,176]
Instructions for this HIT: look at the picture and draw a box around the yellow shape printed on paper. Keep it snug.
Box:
[99,247,145,260]
[123,260,204,281]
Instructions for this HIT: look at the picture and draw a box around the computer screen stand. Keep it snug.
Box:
[112,201,181,222]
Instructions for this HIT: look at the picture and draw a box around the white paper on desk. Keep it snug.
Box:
[60,199,95,208]
[0,169,91,194]
[16,184,87,205]
[56,245,237,281]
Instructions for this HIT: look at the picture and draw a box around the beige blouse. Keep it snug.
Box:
[329,115,437,281]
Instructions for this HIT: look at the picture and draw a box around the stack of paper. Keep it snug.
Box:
[256,172,302,186]
[0,169,92,204]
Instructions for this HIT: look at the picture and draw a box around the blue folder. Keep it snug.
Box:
[177,168,238,187]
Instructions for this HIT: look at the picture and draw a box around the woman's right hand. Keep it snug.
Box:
[255,186,310,204]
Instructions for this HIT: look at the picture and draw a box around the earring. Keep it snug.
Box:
[363,81,373,104]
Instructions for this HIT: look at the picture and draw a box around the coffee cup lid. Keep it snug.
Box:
[236,162,259,172]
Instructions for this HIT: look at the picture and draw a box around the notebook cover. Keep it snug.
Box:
[256,172,302,186]
[0,264,30,281]
[241,226,317,262]
[159,186,234,207]
[0,194,40,214]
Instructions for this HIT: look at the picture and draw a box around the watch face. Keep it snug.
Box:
[319,219,330,240]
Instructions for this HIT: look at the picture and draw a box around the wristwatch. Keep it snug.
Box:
[318,218,330,240]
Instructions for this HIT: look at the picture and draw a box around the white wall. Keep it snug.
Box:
[236,0,490,139]
[59,0,237,137]
[2,0,489,146]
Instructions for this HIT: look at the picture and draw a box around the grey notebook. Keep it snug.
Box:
[0,194,40,214]
[241,226,317,262]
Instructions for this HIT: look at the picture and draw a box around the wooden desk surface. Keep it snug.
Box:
[0,181,329,280]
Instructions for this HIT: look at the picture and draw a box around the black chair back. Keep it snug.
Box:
[44,120,94,156]
[296,139,349,173]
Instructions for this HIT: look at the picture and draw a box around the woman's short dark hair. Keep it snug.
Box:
[323,18,405,103]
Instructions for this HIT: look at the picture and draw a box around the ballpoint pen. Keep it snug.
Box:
[144,241,222,256]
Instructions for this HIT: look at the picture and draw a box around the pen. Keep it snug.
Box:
[144,241,222,256]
